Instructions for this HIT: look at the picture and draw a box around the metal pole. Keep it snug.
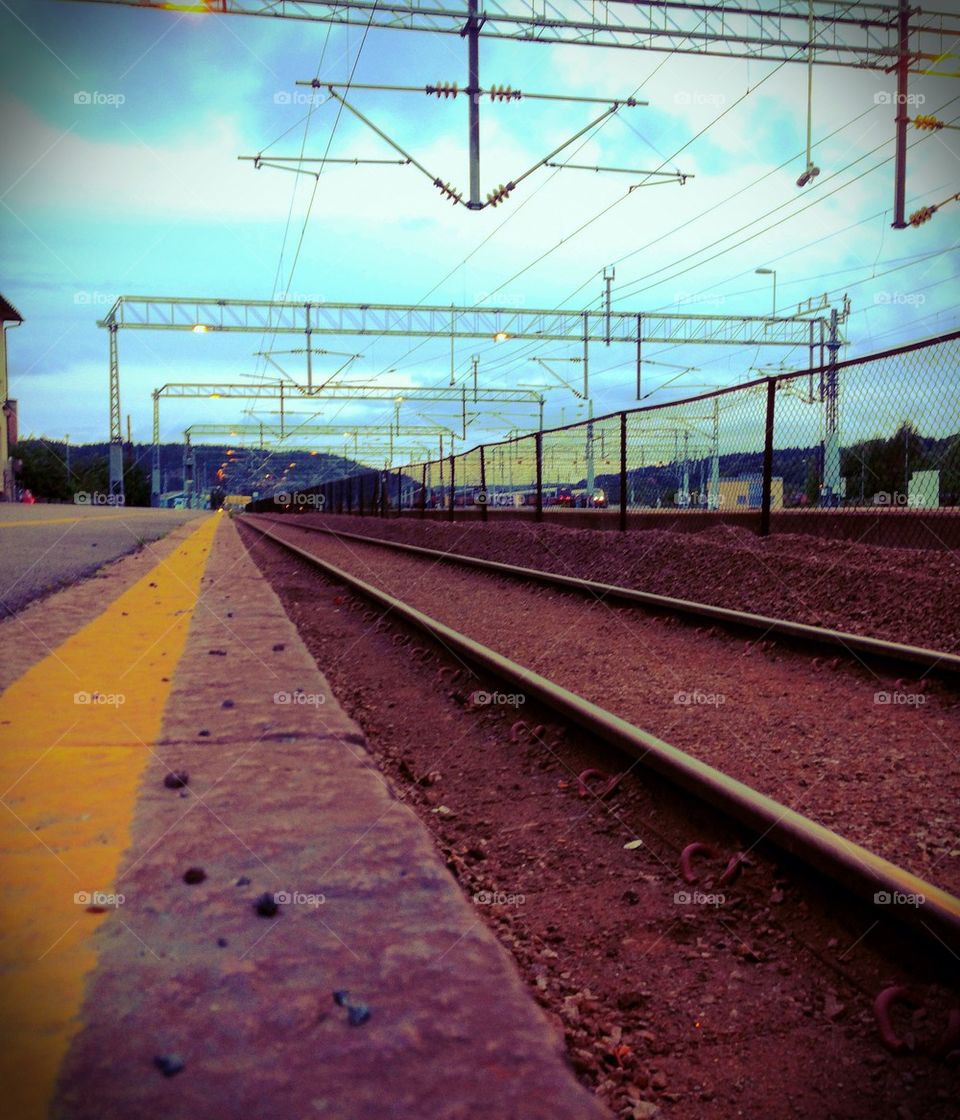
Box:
[467,0,481,209]
[603,266,615,345]
[359,472,364,517]
[892,0,910,229]
[151,390,161,507]
[396,467,402,514]
[306,304,313,391]
[535,431,543,523]
[479,443,488,522]
[585,398,595,506]
[449,454,456,521]
[108,324,124,502]
[759,378,776,537]
[183,433,193,510]
[636,314,642,399]
[421,462,427,518]
[710,398,720,510]
[619,412,627,531]
[823,308,842,505]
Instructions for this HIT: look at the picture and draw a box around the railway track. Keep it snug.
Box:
[245,514,960,953]
[248,515,960,677]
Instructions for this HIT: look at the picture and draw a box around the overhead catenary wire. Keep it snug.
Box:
[612,102,960,303]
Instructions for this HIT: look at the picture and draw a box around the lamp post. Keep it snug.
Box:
[755,268,777,317]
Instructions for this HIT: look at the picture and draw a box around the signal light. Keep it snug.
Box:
[427,81,459,98]
[913,114,944,131]
[908,205,935,227]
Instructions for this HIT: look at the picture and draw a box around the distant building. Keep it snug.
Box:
[717,474,784,511]
[909,470,940,509]
[0,294,23,501]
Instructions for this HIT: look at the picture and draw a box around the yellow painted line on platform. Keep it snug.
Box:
[0,513,220,1119]
[0,514,134,529]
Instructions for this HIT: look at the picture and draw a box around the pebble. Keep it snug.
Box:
[617,990,648,1011]
[254,893,279,917]
[628,1103,660,1119]
[182,867,206,885]
[163,771,189,789]
[347,1002,371,1026]
[153,1054,185,1078]
[221,699,235,709]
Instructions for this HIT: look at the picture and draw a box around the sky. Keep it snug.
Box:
[1,0,959,458]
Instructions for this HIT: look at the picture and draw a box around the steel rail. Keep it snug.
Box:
[246,517,960,952]
[247,516,960,676]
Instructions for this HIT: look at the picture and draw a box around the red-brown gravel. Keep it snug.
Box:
[239,522,960,1120]
[248,516,960,898]
[281,513,960,653]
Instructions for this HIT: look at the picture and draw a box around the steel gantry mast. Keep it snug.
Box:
[126,292,843,502]
[61,1,959,222]
[152,379,546,504]
[54,3,958,72]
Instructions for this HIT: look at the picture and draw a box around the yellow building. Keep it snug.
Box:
[717,475,784,511]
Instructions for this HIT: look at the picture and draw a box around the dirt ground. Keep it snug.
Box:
[239,522,960,1120]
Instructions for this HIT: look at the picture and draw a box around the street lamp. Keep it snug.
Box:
[755,268,777,317]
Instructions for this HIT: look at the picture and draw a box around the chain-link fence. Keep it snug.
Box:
[252,329,960,549]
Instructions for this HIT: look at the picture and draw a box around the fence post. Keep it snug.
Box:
[381,471,388,517]
[619,411,628,532]
[346,477,352,515]
[535,432,543,523]
[759,378,776,537]
[449,455,456,522]
[420,463,427,519]
[396,467,402,515]
[479,444,488,523]
[359,474,365,517]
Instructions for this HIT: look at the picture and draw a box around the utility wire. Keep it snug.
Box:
[613,100,960,301]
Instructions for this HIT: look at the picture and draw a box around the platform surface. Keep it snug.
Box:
[0,512,607,1120]
[0,504,203,617]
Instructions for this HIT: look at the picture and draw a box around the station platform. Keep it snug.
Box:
[0,511,607,1120]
